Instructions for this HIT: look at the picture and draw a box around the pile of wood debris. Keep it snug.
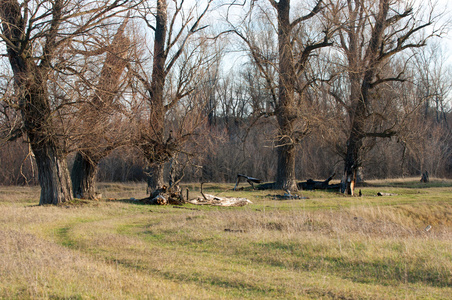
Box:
[137,183,252,207]
[188,195,252,207]
[137,186,185,205]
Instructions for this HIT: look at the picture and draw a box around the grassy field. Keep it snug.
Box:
[1,179,452,299]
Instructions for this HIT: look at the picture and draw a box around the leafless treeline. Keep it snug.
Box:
[0,0,451,203]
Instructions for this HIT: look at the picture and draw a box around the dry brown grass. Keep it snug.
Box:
[1,179,452,299]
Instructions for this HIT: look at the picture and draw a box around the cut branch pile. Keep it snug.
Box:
[138,185,185,205]
[138,183,252,207]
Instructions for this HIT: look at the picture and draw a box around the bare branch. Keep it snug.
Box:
[291,0,323,29]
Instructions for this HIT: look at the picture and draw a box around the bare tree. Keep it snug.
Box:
[327,0,443,194]
[397,43,452,177]
[0,0,131,204]
[131,0,217,193]
[226,0,331,191]
[70,17,132,199]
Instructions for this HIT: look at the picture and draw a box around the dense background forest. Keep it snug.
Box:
[0,0,451,203]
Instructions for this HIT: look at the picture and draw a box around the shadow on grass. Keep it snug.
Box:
[359,179,452,189]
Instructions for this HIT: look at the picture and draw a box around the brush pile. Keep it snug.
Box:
[138,185,185,205]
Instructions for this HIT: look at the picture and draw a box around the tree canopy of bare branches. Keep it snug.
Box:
[0,0,133,204]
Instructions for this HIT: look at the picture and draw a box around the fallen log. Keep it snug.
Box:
[269,192,309,200]
[256,182,276,190]
[188,196,252,207]
[256,174,340,191]
[298,173,340,190]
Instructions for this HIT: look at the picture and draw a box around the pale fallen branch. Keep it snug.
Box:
[189,182,253,207]
[377,192,398,196]
[188,195,252,207]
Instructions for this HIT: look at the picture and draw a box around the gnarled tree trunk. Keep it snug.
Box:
[28,128,73,205]
[71,152,97,199]
[1,0,73,205]
[34,144,73,205]
[24,91,73,205]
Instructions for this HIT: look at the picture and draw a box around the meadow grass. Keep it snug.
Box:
[0,178,451,299]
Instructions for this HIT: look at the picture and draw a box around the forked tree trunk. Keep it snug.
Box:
[31,138,73,205]
[340,0,394,196]
[342,124,363,195]
[71,152,97,199]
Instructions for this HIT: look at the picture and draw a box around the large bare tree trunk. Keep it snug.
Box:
[342,73,366,195]
[274,0,298,191]
[25,91,73,205]
[143,0,168,193]
[342,129,363,195]
[276,142,297,190]
[18,79,73,205]
[71,152,97,199]
[147,163,165,193]
[1,0,73,205]
[29,132,73,205]
[135,0,212,193]
[232,0,327,191]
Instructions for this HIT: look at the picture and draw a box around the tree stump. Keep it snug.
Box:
[420,171,429,183]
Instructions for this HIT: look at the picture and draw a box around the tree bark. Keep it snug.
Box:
[274,0,298,191]
[71,152,97,199]
[142,0,168,193]
[15,74,73,205]
[30,134,73,205]
[342,97,366,195]
[147,163,165,193]
[276,141,297,191]
[25,89,73,205]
